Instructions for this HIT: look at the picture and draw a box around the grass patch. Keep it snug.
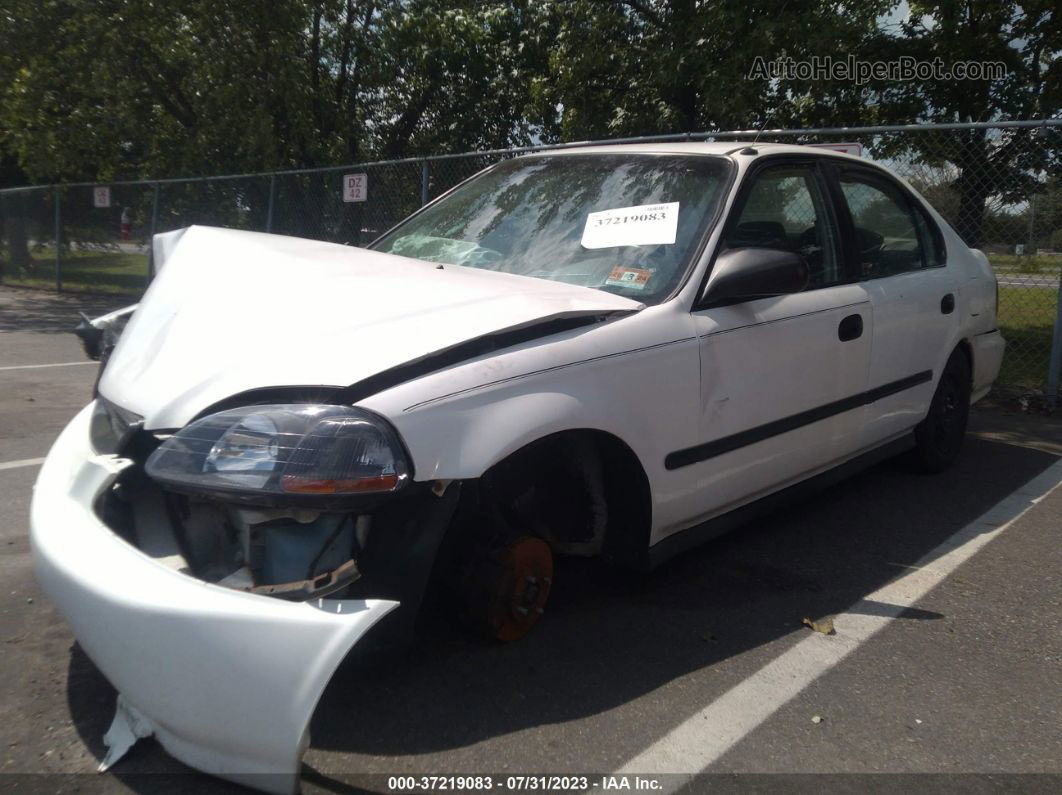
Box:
[988,253,1062,274]
[997,285,1058,390]
[0,247,147,295]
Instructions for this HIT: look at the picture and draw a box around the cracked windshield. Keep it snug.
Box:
[373,154,731,303]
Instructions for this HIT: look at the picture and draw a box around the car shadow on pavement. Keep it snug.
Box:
[309,437,1056,756]
[64,436,1058,790]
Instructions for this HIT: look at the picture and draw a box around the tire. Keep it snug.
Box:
[912,349,971,473]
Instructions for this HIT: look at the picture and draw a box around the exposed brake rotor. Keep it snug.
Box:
[465,534,553,642]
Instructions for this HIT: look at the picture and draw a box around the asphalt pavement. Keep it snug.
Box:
[1,285,1060,793]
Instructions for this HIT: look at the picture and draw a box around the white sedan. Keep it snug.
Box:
[32,142,1003,791]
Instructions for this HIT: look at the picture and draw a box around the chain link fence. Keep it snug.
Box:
[1,120,1059,399]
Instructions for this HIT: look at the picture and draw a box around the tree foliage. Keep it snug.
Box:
[861,1,1062,244]
[0,1,555,182]
[0,0,1058,199]
[529,0,893,140]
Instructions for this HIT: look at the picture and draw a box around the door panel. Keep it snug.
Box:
[661,158,873,539]
[675,285,871,527]
[834,167,961,447]
[860,270,957,444]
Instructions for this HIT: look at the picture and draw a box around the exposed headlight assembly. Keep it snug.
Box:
[146,404,411,501]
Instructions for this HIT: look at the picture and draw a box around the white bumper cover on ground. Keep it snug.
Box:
[31,403,399,793]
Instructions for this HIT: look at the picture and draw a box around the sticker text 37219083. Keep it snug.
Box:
[581,202,679,249]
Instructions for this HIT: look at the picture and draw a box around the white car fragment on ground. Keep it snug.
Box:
[31,142,1004,792]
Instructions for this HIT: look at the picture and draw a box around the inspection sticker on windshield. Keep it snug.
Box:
[581,202,679,249]
[605,266,654,290]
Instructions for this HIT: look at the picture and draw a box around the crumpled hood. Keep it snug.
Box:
[100,226,642,429]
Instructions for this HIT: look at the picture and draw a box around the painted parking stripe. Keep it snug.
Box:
[616,456,1062,784]
[0,361,96,371]
[0,457,46,471]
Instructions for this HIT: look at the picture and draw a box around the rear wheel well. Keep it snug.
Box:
[955,339,973,382]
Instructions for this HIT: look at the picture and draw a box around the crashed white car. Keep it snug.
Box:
[32,142,1003,791]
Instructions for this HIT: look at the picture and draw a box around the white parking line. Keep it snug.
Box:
[617,456,1062,784]
[0,361,96,371]
[997,278,1056,288]
[0,457,46,471]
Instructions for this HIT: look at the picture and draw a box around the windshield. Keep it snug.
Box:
[371,154,731,304]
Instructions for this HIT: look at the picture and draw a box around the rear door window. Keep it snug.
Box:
[838,170,941,278]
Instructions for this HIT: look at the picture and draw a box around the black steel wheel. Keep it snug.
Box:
[912,349,971,473]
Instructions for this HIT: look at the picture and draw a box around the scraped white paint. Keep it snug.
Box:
[616,456,1062,783]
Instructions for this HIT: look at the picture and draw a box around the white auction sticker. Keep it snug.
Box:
[581,202,679,249]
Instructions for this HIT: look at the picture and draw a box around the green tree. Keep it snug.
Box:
[866,0,1061,246]
[0,0,552,184]
[529,0,891,141]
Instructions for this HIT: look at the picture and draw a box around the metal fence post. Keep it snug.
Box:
[1026,194,1036,254]
[421,160,429,207]
[266,173,276,233]
[1046,271,1062,410]
[147,181,160,285]
[54,187,61,292]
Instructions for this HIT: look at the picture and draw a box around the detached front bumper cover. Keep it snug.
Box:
[31,404,399,793]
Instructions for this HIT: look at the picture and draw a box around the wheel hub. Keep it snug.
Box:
[475,535,553,642]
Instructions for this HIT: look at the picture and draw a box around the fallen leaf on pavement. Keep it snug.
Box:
[802,616,835,635]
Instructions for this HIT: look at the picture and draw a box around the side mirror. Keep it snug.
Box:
[701,247,809,306]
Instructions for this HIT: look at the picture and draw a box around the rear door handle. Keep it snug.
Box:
[941,293,955,314]
[838,313,863,342]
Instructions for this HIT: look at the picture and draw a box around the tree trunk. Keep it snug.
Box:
[952,129,991,248]
[669,0,698,131]
[2,194,33,272]
[954,168,990,248]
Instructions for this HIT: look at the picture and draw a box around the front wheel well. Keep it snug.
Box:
[460,429,653,569]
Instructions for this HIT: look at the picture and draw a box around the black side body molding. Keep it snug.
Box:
[665,370,933,470]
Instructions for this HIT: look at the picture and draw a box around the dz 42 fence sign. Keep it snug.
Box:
[343,173,367,203]
[93,186,112,208]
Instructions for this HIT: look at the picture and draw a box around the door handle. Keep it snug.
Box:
[941,293,955,314]
[838,313,863,342]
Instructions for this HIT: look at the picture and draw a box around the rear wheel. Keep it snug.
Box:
[912,349,971,473]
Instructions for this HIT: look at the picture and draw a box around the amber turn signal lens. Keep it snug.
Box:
[280,473,400,494]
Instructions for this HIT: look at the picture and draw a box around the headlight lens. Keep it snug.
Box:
[146,404,410,498]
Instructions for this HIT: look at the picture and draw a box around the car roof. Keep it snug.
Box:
[519,140,867,164]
